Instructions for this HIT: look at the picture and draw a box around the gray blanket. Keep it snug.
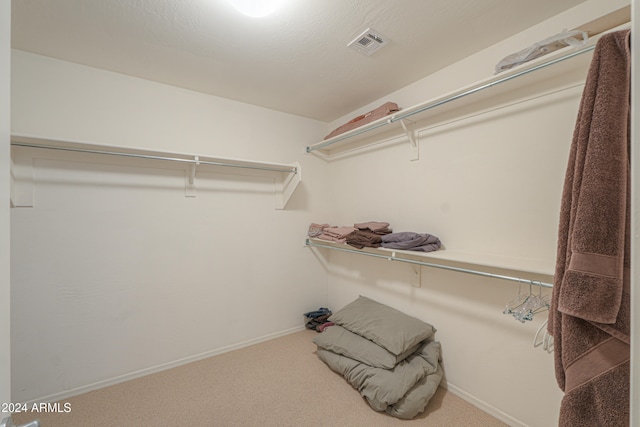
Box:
[312,296,443,419]
[316,340,443,419]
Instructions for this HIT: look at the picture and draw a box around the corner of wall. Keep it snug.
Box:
[1,0,12,412]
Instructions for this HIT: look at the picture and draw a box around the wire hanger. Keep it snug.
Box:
[533,318,554,353]
[504,280,550,323]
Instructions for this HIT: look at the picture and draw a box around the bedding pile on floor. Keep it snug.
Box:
[312,296,443,419]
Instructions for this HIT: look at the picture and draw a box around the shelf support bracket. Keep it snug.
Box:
[185,156,199,197]
[10,146,34,207]
[398,119,419,161]
[411,265,422,287]
[388,251,421,287]
[274,161,301,209]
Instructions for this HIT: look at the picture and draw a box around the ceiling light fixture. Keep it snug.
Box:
[223,0,286,18]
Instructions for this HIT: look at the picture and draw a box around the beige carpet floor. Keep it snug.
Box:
[13,329,508,427]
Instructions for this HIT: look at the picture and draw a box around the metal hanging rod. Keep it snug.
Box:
[307,44,596,153]
[391,44,595,123]
[305,238,553,288]
[11,141,298,174]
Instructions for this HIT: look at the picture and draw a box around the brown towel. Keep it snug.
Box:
[548,30,631,427]
[354,221,392,234]
[345,229,383,249]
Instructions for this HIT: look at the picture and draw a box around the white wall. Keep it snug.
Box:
[0,0,12,421]
[322,1,630,427]
[10,51,330,403]
[323,93,572,427]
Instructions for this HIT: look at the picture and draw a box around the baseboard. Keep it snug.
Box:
[26,325,306,405]
[442,382,527,427]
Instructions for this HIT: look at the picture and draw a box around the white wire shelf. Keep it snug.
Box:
[10,134,302,209]
[305,30,614,157]
[305,238,554,288]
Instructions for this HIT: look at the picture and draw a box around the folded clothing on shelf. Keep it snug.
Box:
[346,229,384,249]
[494,29,588,74]
[317,226,357,243]
[307,223,442,253]
[324,102,400,140]
[308,223,330,237]
[381,232,441,252]
[354,221,392,234]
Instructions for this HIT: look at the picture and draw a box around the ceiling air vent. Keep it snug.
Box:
[348,28,389,56]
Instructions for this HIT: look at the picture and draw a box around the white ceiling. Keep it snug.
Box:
[11,0,588,122]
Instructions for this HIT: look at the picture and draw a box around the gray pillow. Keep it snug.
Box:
[313,324,423,369]
[329,296,435,356]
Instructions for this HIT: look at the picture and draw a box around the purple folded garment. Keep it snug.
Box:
[381,232,441,252]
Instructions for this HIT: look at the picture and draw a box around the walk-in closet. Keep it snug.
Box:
[1,1,638,426]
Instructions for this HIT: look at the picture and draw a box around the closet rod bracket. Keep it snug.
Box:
[398,119,419,161]
[185,156,199,197]
[388,250,421,286]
